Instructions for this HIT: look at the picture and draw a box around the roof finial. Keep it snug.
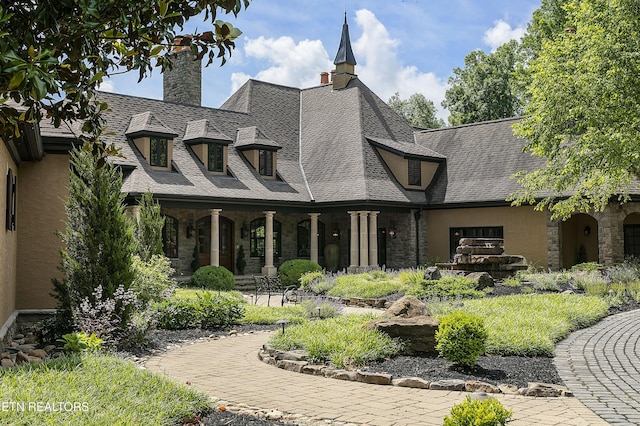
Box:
[334,12,356,66]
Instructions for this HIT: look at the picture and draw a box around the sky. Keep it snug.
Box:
[102,0,541,120]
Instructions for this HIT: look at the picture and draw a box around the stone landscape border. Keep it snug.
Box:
[258,345,574,398]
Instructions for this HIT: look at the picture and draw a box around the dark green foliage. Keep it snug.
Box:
[436,311,488,368]
[134,191,164,261]
[155,293,244,329]
[236,245,246,274]
[388,92,445,129]
[189,265,234,290]
[190,244,201,273]
[278,259,322,287]
[443,395,512,426]
[51,148,136,337]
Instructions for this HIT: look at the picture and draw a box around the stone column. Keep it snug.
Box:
[348,211,359,272]
[309,213,320,263]
[369,211,379,267]
[262,211,277,276]
[546,211,561,270]
[359,211,369,268]
[210,209,222,267]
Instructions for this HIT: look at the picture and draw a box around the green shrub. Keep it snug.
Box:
[326,272,410,298]
[398,268,426,286]
[443,395,512,426]
[572,271,608,291]
[606,260,640,284]
[436,311,488,368]
[571,262,602,272]
[241,304,308,325]
[299,270,325,292]
[189,265,234,290]
[278,259,322,287]
[155,291,244,329]
[501,275,521,287]
[301,299,341,319]
[58,332,103,353]
[131,254,176,306]
[407,277,483,300]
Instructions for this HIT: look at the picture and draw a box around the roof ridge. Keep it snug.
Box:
[418,116,522,134]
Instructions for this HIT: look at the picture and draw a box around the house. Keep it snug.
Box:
[3,16,640,345]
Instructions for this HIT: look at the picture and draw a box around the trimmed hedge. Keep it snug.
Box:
[278,259,322,287]
[189,265,234,290]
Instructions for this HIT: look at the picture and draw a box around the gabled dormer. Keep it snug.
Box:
[183,119,233,175]
[368,137,444,190]
[125,112,178,172]
[235,126,282,179]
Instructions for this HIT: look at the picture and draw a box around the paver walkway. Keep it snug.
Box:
[555,309,640,426]
[147,332,607,426]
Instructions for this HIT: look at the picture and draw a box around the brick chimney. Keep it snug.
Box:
[320,72,329,85]
[163,37,202,106]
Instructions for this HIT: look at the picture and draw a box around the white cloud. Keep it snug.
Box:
[483,20,526,51]
[98,80,114,92]
[230,35,332,93]
[352,9,448,119]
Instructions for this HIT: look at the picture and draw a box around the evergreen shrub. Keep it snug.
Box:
[436,311,488,367]
[189,265,234,290]
[443,395,512,426]
[278,259,322,287]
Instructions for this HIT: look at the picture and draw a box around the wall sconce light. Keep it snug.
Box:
[241,221,250,239]
[584,226,591,237]
[331,224,340,239]
[186,220,194,238]
[389,222,397,239]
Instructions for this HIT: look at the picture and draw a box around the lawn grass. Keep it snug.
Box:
[174,287,244,302]
[0,354,209,425]
[268,313,399,368]
[242,304,308,324]
[428,293,609,356]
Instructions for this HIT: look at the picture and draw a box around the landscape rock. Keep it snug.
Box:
[29,349,48,359]
[1,352,9,359]
[265,410,283,420]
[43,345,57,353]
[498,384,520,395]
[276,359,307,373]
[15,351,29,365]
[465,380,501,394]
[518,382,563,397]
[466,272,495,289]
[27,356,43,364]
[1,358,14,368]
[385,295,429,318]
[355,370,392,385]
[301,364,325,376]
[275,350,307,362]
[332,370,357,381]
[392,377,431,389]
[424,266,441,281]
[430,379,466,391]
[365,316,439,355]
[16,344,35,354]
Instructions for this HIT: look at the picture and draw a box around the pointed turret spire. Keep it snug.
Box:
[332,13,357,90]
[334,13,357,66]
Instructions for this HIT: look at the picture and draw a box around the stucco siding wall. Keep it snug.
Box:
[16,154,70,310]
[426,206,548,267]
[0,145,18,328]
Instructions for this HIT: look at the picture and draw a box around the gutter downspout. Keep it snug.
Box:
[298,90,315,202]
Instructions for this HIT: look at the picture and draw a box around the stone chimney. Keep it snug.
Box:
[320,72,329,85]
[163,37,202,106]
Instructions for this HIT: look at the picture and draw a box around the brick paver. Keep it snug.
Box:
[147,331,608,425]
[555,309,640,426]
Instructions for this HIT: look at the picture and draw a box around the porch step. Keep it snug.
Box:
[234,275,257,292]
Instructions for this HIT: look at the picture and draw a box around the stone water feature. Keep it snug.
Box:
[437,237,527,279]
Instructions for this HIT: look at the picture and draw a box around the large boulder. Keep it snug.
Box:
[466,271,495,289]
[365,316,439,355]
[385,295,429,318]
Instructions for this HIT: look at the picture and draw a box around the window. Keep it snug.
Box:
[259,150,273,176]
[449,226,503,259]
[250,218,281,257]
[150,137,168,167]
[297,219,325,257]
[408,158,421,186]
[162,215,178,258]
[624,225,640,259]
[5,168,16,231]
[208,143,224,172]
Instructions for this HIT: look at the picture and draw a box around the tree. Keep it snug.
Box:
[388,92,444,129]
[442,40,524,126]
[0,0,249,147]
[52,147,136,338]
[134,191,165,261]
[509,0,640,219]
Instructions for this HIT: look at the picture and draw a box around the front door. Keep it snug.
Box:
[196,215,234,272]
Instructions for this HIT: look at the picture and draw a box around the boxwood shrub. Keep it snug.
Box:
[436,311,488,368]
[189,265,234,290]
[155,292,244,329]
[278,259,322,287]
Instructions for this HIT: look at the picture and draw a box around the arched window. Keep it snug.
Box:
[162,215,179,258]
[297,219,325,258]
[250,218,281,257]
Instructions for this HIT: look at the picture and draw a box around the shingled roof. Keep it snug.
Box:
[415,117,544,206]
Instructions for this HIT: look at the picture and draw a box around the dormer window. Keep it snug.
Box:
[259,150,274,176]
[408,158,421,186]
[125,112,177,172]
[208,143,225,172]
[150,137,169,168]
[184,119,233,176]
